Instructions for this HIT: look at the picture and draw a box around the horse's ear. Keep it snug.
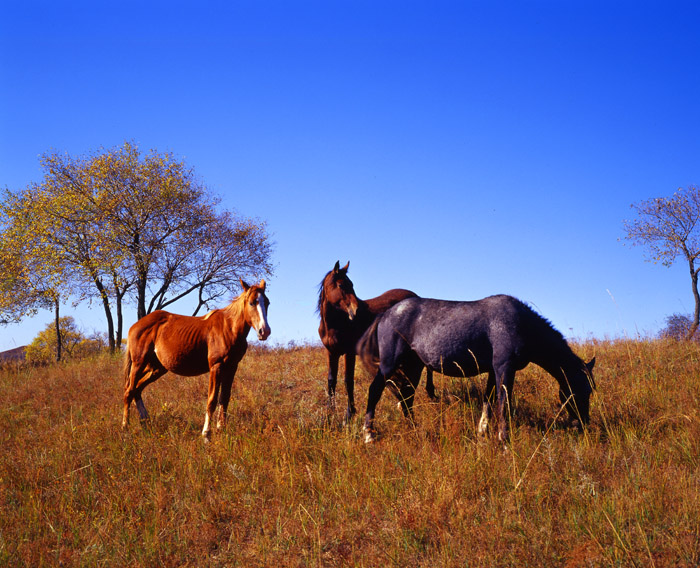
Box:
[240,279,250,292]
[258,279,266,292]
[341,261,349,273]
[333,261,340,274]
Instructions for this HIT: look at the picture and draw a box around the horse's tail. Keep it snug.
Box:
[356,317,381,374]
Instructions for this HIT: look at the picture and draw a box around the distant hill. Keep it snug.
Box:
[0,346,27,363]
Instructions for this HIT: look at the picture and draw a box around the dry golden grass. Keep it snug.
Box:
[1,339,699,567]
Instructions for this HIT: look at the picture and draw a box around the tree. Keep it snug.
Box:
[0,193,74,360]
[1,142,274,351]
[0,235,40,325]
[659,313,699,342]
[623,185,700,340]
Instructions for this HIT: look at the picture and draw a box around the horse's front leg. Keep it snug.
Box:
[478,371,496,438]
[203,364,222,440]
[425,368,439,401]
[495,366,516,445]
[344,352,357,423]
[363,370,387,443]
[217,363,238,431]
[326,351,340,409]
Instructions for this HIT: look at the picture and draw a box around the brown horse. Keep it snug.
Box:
[122,279,271,439]
[318,261,436,422]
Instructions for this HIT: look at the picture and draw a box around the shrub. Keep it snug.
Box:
[25,316,107,363]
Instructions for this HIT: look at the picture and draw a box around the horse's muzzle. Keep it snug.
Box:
[258,325,271,341]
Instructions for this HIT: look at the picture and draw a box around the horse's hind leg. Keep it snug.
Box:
[363,370,387,443]
[122,352,134,428]
[392,365,422,421]
[396,379,416,420]
[123,361,166,428]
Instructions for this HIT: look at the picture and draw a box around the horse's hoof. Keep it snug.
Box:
[343,410,355,427]
[327,395,337,411]
[362,426,378,444]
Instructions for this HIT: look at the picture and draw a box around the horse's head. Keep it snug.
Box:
[560,357,596,429]
[241,279,271,340]
[321,261,359,320]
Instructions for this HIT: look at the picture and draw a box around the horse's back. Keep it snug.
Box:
[126,310,170,348]
[128,310,204,342]
[365,288,417,315]
[378,295,529,376]
[126,310,214,371]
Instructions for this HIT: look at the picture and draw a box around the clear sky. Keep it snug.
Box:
[1,1,699,351]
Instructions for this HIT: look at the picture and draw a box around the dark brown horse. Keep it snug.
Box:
[122,279,271,439]
[317,261,435,422]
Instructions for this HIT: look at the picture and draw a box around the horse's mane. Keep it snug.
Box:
[515,297,565,342]
[316,270,333,315]
[512,296,583,368]
[223,291,247,319]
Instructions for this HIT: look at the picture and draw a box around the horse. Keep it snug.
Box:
[357,294,595,444]
[317,261,436,423]
[122,279,271,439]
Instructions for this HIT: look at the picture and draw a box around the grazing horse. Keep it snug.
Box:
[317,261,436,422]
[357,294,595,444]
[122,279,271,439]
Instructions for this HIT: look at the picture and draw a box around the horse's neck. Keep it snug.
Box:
[321,299,347,324]
[535,339,581,381]
[356,297,369,313]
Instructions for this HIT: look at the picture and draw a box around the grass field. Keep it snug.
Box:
[1,339,699,567]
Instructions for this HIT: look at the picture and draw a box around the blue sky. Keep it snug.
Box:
[1,1,699,351]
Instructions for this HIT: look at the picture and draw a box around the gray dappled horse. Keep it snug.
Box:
[357,294,595,443]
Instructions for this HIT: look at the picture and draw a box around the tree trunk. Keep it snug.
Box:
[111,272,129,351]
[115,292,124,350]
[93,276,116,353]
[137,276,148,320]
[54,297,62,362]
[687,261,699,340]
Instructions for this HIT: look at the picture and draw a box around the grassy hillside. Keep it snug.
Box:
[1,339,698,567]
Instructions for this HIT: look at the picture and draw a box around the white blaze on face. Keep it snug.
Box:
[255,294,271,340]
